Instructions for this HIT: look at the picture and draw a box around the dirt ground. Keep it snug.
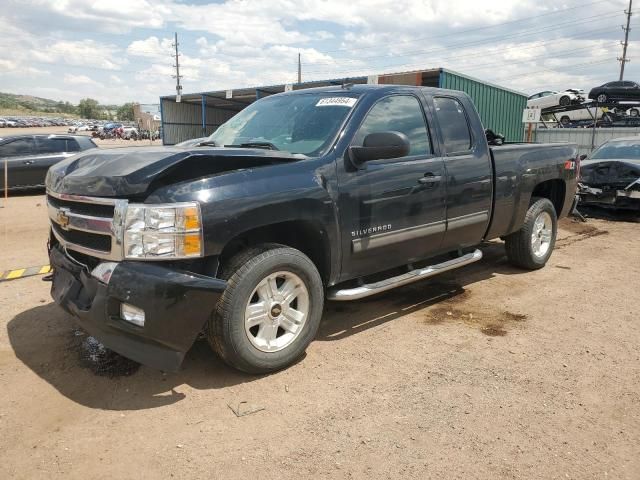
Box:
[0,195,639,479]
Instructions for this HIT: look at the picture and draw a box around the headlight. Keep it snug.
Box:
[124,202,203,259]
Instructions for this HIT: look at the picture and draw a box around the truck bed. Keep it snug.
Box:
[486,142,578,240]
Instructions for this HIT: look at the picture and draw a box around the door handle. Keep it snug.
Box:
[418,173,442,185]
[23,160,35,165]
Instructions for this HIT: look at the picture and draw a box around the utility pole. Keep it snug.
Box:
[172,32,183,102]
[619,0,633,80]
[297,52,302,84]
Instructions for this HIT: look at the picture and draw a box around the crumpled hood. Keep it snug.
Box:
[46,146,303,197]
[581,158,640,188]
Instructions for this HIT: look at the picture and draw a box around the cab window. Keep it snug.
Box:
[433,97,473,154]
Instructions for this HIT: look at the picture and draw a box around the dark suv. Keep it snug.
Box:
[0,134,97,191]
[589,80,640,103]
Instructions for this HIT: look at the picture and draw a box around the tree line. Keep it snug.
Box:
[0,92,136,120]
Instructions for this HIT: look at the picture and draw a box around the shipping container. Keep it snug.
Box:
[160,68,527,145]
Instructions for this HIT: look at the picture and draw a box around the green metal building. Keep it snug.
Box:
[160,67,527,145]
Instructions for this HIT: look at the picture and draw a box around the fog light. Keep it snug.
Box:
[120,303,145,327]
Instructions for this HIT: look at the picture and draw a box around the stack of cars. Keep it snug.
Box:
[527,81,640,127]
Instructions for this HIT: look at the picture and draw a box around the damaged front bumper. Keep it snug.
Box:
[49,245,226,372]
[577,182,640,210]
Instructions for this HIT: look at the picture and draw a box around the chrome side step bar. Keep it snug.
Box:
[327,249,483,301]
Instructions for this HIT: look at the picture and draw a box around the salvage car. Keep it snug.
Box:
[589,80,640,103]
[527,89,584,109]
[578,137,640,210]
[0,134,97,191]
[45,85,579,374]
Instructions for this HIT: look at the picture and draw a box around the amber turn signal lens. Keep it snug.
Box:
[182,233,202,256]
[183,206,201,230]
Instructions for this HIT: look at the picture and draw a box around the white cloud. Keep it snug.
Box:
[29,0,167,33]
[64,74,102,86]
[31,40,125,70]
[0,0,631,105]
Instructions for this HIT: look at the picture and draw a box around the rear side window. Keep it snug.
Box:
[353,95,431,156]
[0,138,36,156]
[66,139,80,152]
[38,138,68,154]
[433,97,473,154]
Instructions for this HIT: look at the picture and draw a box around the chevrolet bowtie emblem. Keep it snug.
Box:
[57,208,71,230]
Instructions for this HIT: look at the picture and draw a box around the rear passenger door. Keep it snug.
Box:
[427,95,493,251]
[0,137,39,188]
[34,137,75,182]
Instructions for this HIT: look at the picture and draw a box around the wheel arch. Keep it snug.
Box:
[531,179,566,217]
[218,220,333,286]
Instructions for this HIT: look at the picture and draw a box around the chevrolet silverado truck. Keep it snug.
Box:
[45,85,578,374]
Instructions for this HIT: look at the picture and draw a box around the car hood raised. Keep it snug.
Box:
[46,146,304,197]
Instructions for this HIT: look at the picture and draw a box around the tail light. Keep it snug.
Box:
[564,155,581,179]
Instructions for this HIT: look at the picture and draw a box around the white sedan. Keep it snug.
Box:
[527,89,584,110]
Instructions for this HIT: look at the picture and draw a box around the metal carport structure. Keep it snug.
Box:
[160,68,527,145]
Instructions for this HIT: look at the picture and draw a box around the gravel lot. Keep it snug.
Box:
[1,195,639,479]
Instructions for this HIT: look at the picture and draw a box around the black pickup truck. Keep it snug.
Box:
[45,85,578,373]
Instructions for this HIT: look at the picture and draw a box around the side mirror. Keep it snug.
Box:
[579,154,587,160]
[348,131,410,165]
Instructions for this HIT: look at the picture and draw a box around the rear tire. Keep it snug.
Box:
[559,95,571,106]
[208,244,324,374]
[596,93,608,103]
[505,197,557,270]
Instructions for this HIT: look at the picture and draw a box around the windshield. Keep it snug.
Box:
[591,140,640,160]
[206,92,359,156]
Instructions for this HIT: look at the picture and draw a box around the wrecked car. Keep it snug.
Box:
[578,137,640,211]
[45,85,578,374]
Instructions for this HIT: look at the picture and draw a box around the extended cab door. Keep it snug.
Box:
[336,93,447,279]
[427,95,493,250]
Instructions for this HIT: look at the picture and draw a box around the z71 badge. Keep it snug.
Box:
[352,224,392,237]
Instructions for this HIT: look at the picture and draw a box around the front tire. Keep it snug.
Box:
[208,245,324,374]
[505,197,557,270]
[596,93,608,103]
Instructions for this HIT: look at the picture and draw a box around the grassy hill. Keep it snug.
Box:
[0,92,78,117]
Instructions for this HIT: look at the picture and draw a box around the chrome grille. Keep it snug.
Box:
[47,191,128,261]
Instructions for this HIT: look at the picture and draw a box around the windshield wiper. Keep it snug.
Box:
[226,141,280,151]
[198,140,218,146]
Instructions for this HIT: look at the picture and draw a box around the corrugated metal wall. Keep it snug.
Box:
[533,127,640,155]
[439,70,527,142]
[161,97,236,145]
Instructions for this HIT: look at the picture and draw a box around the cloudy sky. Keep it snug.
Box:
[0,0,635,105]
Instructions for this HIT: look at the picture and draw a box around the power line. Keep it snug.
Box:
[302,23,625,77]
[303,0,614,56]
[303,11,623,70]
[619,0,633,79]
